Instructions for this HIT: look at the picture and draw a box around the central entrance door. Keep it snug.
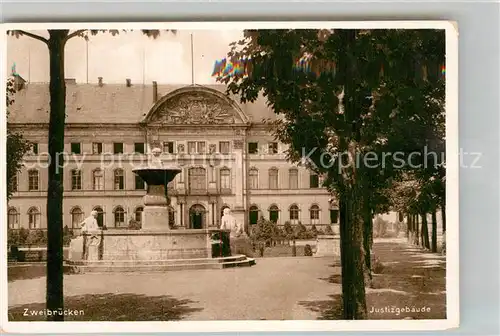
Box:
[189,204,206,229]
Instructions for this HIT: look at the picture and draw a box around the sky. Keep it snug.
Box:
[6,30,243,85]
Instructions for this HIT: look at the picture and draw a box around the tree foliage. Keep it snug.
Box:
[6,76,32,200]
[217,29,446,319]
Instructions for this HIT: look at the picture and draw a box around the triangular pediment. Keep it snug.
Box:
[144,86,249,125]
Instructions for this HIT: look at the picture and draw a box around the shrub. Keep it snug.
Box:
[7,229,20,247]
[324,225,333,235]
[63,235,73,246]
[251,217,277,246]
[283,221,293,235]
[25,230,38,247]
[294,222,307,237]
[304,244,313,256]
[36,229,47,245]
[128,218,141,230]
[18,227,29,246]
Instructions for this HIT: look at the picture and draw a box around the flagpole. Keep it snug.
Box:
[190,33,194,85]
[28,48,31,83]
[86,39,89,84]
[143,46,146,86]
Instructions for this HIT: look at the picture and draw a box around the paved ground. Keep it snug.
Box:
[8,238,446,321]
[8,257,339,320]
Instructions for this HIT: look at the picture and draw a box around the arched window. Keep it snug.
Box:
[188,167,206,192]
[93,169,104,190]
[249,168,259,189]
[114,206,126,227]
[289,204,300,223]
[288,168,298,189]
[135,206,144,224]
[93,206,104,227]
[71,169,82,190]
[8,208,19,229]
[71,207,84,229]
[249,205,259,225]
[269,204,279,223]
[268,168,278,190]
[168,206,176,228]
[114,169,124,190]
[310,204,320,225]
[27,207,41,229]
[220,168,231,191]
[28,169,39,191]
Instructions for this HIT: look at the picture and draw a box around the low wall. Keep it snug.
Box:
[314,235,340,257]
[69,229,230,261]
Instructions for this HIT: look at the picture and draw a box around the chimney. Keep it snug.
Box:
[126,78,132,87]
[65,78,76,85]
[98,77,103,87]
[153,81,158,102]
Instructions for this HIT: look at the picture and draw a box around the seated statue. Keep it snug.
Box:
[80,211,100,233]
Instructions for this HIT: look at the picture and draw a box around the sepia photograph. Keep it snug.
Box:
[2,22,458,332]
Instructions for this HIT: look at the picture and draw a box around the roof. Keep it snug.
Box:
[7,82,276,125]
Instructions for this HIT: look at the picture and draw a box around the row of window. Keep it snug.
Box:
[27,141,282,156]
[13,167,322,192]
[249,168,320,189]
[7,206,138,229]
[8,204,339,229]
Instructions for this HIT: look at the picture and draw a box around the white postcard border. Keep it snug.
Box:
[0,20,459,333]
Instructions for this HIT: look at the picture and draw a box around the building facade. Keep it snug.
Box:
[7,78,339,232]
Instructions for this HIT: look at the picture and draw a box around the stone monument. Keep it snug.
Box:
[220,208,253,257]
[66,147,256,272]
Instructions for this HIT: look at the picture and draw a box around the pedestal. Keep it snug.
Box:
[143,184,170,231]
[142,206,170,230]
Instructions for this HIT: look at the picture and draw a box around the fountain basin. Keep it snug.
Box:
[69,228,228,261]
[65,228,256,273]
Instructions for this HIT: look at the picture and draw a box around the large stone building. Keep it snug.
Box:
[7,76,339,232]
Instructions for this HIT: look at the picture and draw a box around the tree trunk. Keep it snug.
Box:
[431,210,438,252]
[421,213,430,249]
[406,214,410,240]
[407,214,413,244]
[46,31,68,321]
[414,215,420,246]
[362,194,373,282]
[336,29,367,320]
[339,191,367,319]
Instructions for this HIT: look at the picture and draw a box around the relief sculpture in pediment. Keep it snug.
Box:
[155,93,236,125]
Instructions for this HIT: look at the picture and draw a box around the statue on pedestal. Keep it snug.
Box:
[220,208,243,238]
[219,208,253,257]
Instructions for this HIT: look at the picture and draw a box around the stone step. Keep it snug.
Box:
[64,257,256,273]
[66,255,247,267]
